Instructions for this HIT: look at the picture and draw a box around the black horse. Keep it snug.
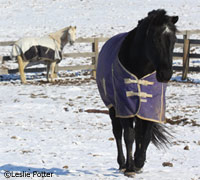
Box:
[96,9,178,176]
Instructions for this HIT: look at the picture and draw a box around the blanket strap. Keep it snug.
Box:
[124,78,154,86]
[126,91,153,98]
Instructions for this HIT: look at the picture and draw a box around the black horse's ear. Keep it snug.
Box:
[171,16,179,24]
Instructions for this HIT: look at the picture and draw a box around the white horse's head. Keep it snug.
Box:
[67,26,76,45]
[49,26,77,49]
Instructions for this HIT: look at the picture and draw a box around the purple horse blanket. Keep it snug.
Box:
[96,33,167,123]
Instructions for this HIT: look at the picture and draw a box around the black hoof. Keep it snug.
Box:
[134,167,143,174]
[119,164,126,173]
[133,164,143,174]
[119,168,126,173]
[124,171,136,178]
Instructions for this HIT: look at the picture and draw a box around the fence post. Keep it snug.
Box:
[92,38,99,78]
[182,32,190,80]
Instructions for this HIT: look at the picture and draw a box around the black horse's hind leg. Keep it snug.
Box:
[109,107,126,171]
[120,118,135,174]
[134,118,153,171]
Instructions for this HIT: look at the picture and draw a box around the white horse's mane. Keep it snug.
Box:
[48,26,71,48]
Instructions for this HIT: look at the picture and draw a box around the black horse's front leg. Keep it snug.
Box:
[109,107,126,171]
[134,118,153,171]
[120,118,135,175]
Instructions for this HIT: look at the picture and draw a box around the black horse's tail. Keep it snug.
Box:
[151,123,173,149]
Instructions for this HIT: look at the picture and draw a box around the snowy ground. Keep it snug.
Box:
[0,77,200,180]
[0,0,200,180]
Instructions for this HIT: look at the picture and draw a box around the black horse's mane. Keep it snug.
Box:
[137,9,177,32]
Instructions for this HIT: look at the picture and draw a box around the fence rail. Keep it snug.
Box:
[1,30,200,80]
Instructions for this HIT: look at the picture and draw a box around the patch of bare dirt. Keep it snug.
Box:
[166,116,200,127]
[30,77,96,86]
[162,162,173,167]
[85,109,109,114]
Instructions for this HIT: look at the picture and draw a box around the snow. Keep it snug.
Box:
[0,0,200,179]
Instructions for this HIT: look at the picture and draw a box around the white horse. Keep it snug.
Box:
[11,26,76,83]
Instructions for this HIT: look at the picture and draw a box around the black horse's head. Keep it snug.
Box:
[143,9,178,82]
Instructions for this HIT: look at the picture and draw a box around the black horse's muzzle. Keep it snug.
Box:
[156,68,173,82]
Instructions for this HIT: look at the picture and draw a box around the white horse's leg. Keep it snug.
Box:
[53,63,58,79]
[17,55,27,84]
[46,62,51,82]
[50,61,57,82]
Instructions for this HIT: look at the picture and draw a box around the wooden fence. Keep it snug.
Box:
[173,30,200,79]
[1,30,200,80]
